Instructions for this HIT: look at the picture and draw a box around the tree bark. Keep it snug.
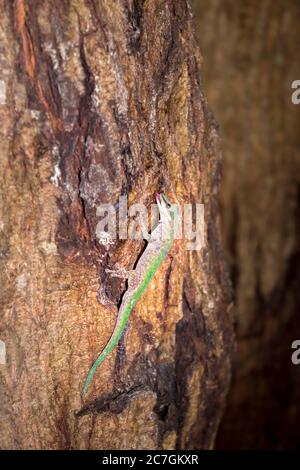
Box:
[192,0,300,449]
[0,0,233,449]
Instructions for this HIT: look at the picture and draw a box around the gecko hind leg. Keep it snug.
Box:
[106,266,141,290]
[105,264,134,279]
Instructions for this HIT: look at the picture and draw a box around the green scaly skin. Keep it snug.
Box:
[82,230,174,398]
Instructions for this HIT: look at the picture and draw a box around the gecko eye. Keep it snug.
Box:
[160,194,171,208]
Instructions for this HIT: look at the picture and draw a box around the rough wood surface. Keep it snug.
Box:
[0,0,233,449]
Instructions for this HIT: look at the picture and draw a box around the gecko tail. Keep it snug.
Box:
[81,334,118,399]
[81,308,131,399]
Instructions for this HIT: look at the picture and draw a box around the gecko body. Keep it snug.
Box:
[82,193,175,398]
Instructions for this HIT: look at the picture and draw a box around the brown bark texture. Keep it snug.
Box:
[192,0,300,448]
[0,0,233,450]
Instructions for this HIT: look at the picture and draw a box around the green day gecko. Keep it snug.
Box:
[82,193,176,398]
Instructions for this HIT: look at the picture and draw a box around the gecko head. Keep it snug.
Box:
[155,192,172,222]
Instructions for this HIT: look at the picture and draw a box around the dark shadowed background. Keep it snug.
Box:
[192,0,300,449]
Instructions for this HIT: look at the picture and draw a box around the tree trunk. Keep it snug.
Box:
[192,0,300,449]
[0,0,233,449]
